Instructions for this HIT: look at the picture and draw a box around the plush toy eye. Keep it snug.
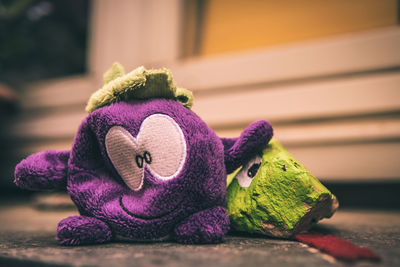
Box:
[105,114,186,190]
[138,114,186,181]
[105,126,144,191]
[236,155,262,187]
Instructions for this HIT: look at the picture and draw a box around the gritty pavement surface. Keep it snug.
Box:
[0,202,399,267]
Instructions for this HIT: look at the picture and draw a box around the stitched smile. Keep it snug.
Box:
[119,196,182,220]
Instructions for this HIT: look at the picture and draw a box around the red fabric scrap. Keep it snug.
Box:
[294,232,381,262]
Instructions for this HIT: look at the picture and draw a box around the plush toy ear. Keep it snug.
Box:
[221,120,273,174]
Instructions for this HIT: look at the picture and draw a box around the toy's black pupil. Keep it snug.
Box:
[247,163,260,178]
[136,152,152,168]
[177,95,188,103]
[144,151,152,164]
[136,155,143,168]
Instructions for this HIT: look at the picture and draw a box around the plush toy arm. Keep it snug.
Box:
[221,120,273,174]
[57,216,112,246]
[14,150,70,191]
[173,206,229,244]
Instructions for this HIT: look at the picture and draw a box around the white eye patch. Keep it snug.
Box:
[105,114,187,191]
[236,155,262,188]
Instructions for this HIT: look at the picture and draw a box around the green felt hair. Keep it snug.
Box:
[85,62,193,113]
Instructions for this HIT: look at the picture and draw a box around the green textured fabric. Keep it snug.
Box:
[226,139,337,238]
[85,63,193,113]
[103,62,125,84]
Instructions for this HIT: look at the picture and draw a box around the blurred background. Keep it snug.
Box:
[0,0,399,208]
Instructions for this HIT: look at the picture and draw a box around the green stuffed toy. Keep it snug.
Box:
[226,139,338,238]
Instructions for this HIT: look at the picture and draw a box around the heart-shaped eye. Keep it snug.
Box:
[105,114,187,191]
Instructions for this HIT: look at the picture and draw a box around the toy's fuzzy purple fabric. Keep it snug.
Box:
[174,206,230,244]
[57,216,112,245]
[66,99,228,243]
[14,98,272,245]
[14,150,69,190]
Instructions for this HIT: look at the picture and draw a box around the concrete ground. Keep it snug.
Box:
[0,201,399,267]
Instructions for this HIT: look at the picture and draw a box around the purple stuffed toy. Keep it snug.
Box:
[14,64,272,245]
